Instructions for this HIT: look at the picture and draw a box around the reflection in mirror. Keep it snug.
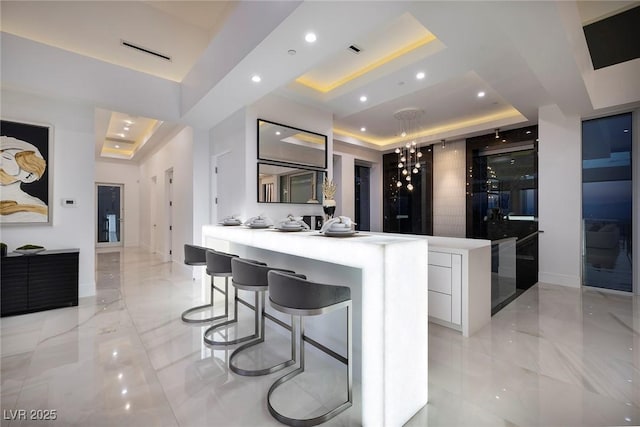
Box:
[258,119,327,169]
[258,163,325,204]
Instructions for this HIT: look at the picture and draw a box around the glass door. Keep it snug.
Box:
[97,184,123,247]
[582,113,633,292]
[355,165,371,231]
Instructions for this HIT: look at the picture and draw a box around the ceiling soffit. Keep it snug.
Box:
[294,13,437,93]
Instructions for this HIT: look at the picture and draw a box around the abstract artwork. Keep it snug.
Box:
[0,119,52,225]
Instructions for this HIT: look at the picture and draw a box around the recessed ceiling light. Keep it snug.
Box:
[360,127,366,132]
[117,133,125,138]
[360,95,367,102]
[477,91,485,98]
[305,32,317,43]
[115,144,120,149]
[275,131,281,136]
[526,130,532,134]
[123,127,130,131]
[623,129,629,133]
[288,49,296,55]
[124,120,133,125]
[251,74,261,83]
[416,71,426,80]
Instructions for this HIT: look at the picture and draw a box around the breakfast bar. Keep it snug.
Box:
[203,225,429,427]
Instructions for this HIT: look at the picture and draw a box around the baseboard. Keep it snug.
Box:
[78,280,96,297]
[538,272,580,288]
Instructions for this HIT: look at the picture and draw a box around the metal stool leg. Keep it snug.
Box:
[203,287,258,346]
[267,301,353,427]
[229,291,296,376]
[181,276,230,323]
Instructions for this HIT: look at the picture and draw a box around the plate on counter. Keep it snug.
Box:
[323,230,358,237]
[14,248,45,255]
[275,226,305,232]
[247,224,271,229]
[221,221,242,226]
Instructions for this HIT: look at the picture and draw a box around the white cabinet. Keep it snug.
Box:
[428,251,462,327]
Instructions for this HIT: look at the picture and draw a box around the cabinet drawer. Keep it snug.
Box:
[429,251,451,267]
[428,265,452,294]
[428,290,452,323]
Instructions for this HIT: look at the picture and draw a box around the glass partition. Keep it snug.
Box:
[582,113,633,292]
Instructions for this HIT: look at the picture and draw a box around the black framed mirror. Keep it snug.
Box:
[258,163,325,204]
[257,119,327,169]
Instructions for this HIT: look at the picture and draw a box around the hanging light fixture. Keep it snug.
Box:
[495,128,500,139]
[393,108,424,191]
[441,139,446,149]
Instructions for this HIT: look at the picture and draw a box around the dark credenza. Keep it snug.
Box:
[1,249,79,317]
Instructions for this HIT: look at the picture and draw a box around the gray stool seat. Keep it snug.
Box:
[266,271,353,427]
[181,247,237,324]
[183,244,207,266]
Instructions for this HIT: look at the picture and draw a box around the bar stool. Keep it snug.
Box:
[227,258,305,376]
[203,258,293,352]
[181,247,235,323]
[266,270,352,427]
[181,244,212,323]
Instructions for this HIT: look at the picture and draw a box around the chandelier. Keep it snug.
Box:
[393,108,425,191]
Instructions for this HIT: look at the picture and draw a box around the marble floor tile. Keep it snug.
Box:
[2,247,640,426]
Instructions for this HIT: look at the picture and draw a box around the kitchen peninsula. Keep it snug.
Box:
[203,225,492,425]
[203,225,429,426]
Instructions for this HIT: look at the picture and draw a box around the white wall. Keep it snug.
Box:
[433,139,466,237]
[1,89,96,297]
[95,160,140,247]
[538,104,582,287]
[192,128,210,245]
[210,108,247,223]
[210,93,334,223]
[333,140,383,231]
[139,127,194,264]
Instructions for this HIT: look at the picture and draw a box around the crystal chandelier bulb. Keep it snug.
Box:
[417,151,423,158]
[412,141,417,146]
[407,183,414,191]
[402,169,408,175]
[416,162,421,168]
[398,162,403,168]
[406,175,411,181]
[413,168,418,174]
[400,156,406,162]
[401,131,407,137]
[410,148,415,153]
[405,142,411,148]
[396,181,402,187]
[395,148,401,154]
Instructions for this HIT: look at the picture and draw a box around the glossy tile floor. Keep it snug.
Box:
[1,247,639,426]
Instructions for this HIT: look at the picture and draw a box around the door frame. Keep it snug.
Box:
[96,183,124,248]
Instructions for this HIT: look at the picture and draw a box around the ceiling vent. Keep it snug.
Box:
[348,44,362,54]
[121,40,171,62]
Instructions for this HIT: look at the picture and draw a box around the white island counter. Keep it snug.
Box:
[203,225,429,427]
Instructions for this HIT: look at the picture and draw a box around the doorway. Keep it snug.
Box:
[355,164,371,231]
[96,184,124,247]
[165,169,174,262]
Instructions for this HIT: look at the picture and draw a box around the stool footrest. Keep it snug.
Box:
[267,367,352,427]
[181,304,228,323]
[229,336,296,376]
